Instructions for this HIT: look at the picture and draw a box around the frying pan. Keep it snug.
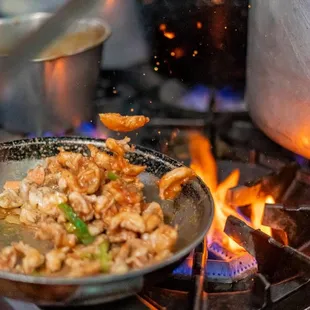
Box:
[0,137,214,306]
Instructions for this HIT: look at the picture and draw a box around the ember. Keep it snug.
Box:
[188,132,274,253]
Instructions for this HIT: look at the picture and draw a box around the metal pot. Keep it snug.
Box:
[0,13,111,135]
[246,0,310,158]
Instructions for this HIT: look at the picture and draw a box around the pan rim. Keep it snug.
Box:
[0,136,214,285]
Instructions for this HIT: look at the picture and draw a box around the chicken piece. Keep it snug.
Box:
[43,172,62,188]
[87,194,117,225]
[0,246,18,271]
[77,161,101,194]
[110,243,130,274]
[89,194,113,214]
[142,202,164,232]
[88,220,105,236]
[153,249,172,262]
[125,239,151,269]
[142,224,178,253]
[56,150,83,172]
[108,156,145,179]
[3,181,21,191]
[19,203,42,225]
[107,228,136,243]
[104,180,143,207]
[110,212,145,233]
[45,247,69,273]
[28,187,67,218]
[158,167,195,200]
[13,242,44,274]
[58,176,67,191]
[27,166,45,185]
[65,257,101,277]
[19,179,33,201]
[68,192,94,221]
[60,161,101,195]
[105,137,131,156]
[101,137,146,178]
[88,144,112,170]
[99,113,150,132]
[118,203,141,214]
[35,220,77,248]
[122,163,146,178]
[0,189,23,209]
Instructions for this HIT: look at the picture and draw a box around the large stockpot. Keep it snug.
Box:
[0,13,111,134]
[246,0,310,158]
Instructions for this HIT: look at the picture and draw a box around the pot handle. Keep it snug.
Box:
[67,276,144,305]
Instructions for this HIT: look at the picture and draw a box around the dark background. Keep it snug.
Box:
[141,0,249,92]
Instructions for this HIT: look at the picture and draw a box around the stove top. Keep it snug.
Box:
[1,66,310,309]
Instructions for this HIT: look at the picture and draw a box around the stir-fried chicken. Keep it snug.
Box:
[0,130,193,277]
[46,247,69,273]
[0,189,23,209]
[158,167,195,200]
[99,113,150,132]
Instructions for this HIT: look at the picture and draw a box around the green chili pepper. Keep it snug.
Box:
[58,203,95,245]
[107,171,119,181]
[98,240,111,273]
[64,222,76,233]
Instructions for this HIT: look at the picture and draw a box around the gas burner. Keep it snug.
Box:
[207,242,257,283]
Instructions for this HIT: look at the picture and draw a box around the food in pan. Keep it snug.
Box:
[0,135,195,277]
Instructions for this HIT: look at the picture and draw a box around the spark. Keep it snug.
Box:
[197,21,202,29]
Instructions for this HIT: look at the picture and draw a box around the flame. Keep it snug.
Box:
[188,132,274,253]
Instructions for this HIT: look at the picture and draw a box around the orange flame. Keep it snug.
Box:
[188,132,274,253]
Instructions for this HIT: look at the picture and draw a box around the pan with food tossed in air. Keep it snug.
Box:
[0,136,214,306]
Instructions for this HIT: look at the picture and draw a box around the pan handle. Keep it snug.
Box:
[67,276,144,305]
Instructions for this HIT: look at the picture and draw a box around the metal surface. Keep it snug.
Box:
[246,0,310,159]
[207,242,257,283]
[224,216,310,280]
[0,137,214,306]
[226,163,298,207]
[0,13,111,134]
[0,0,100,85]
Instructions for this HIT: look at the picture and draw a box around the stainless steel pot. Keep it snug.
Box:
[0,13,111,135]
[246,0,310,158]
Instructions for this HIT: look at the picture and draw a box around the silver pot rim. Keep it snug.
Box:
[0,12,112,62]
